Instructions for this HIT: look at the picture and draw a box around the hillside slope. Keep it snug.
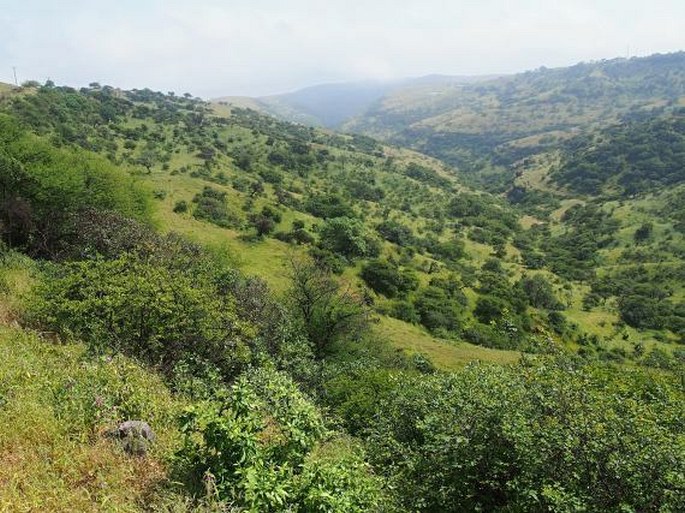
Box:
[1,79,684,513]
[346,52,685,187]
[3,82,684,368]
[1,83,524,366]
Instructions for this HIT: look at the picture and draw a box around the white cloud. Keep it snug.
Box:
[1,0,683,96]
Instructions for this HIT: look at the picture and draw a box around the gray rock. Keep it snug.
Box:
[112,420,155,456]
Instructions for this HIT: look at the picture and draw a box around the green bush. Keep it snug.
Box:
[192,186,239,228]
[288,258,371,357]
[178,368,381,512]
[389,300,420,324]
[29,252,254,382]
[304,193,354,219]
[518,274,563,310]
[414,286,464,333]
[173,199,188,213]
[360,260,419,298]
[319,217,380,259]
[366,358,685,512]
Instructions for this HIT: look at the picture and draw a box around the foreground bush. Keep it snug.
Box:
[177,368,382,512]
[29,252,254,381]
[365,358,685,512]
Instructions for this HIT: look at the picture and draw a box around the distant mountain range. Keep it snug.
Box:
[213,74,501,128]
[215,52,685,190]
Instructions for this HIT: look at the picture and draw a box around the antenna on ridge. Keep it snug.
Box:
[12,66,18,86]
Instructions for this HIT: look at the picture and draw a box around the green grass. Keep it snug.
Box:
[0,326,186,512]
[375,316,520,370]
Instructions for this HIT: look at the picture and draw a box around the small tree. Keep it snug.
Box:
[287,257,371,357]
[361,260,419,298]
[518,274,563,310]
[633,222,653,244]
[319,217,379,259]
[251,214,276,237]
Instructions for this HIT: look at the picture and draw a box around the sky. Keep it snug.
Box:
[1,0,684,98]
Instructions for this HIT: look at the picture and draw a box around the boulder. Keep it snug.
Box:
[112,420,155,456]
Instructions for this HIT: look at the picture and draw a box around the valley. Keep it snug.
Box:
[0,51,683,512]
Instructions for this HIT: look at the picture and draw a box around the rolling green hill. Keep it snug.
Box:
[0,82,523,366]
[345,52,685,188]
[3,81,683,365]
[213,75,500,128]
[1,77,684,512]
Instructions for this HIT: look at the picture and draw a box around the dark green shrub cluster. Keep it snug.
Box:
[249,205,282,237]
[553,113,685,195]
[318,217,381,259]
[192,186,239,228]
[591,265,685,333]
[541,204,619,280]
[275,219,316,245]
[363,359,685,512]
[304,193,354,219]
[360,260,419,298]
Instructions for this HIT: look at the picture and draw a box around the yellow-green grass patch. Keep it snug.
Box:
[375,316,520,371]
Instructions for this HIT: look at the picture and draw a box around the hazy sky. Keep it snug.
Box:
[1,0,684,97]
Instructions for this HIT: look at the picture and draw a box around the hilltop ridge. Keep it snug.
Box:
[213,74,501,128]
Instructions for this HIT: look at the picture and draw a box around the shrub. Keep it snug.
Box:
[319,217,380,259]
[376,219,414,246]
[29,252,253,381]
[304,193,354,219]
[518,274,563,310]
[173,200,188,213]
[366,359,685,512]
[360,260,419,298]
[389,300,420,324]
[288,258,371,357]
[0,114,151,257]
[178,368,381,511]
[192,186,239,228]
[414,286,463,333]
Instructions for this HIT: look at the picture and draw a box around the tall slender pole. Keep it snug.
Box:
[12,66,18,86]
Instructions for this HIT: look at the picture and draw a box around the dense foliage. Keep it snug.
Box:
[363,358,685,512]
[0,114,150,256]
[553,112,685,195]
[179,368,381,512]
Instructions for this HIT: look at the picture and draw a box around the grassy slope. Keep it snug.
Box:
[511,136,685,353]
[146,161,519,365]
[7,84,679,366]
[375,316,519,370]
[0,253,187,512]
[110,102,519,366]
[0,325,184,512]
